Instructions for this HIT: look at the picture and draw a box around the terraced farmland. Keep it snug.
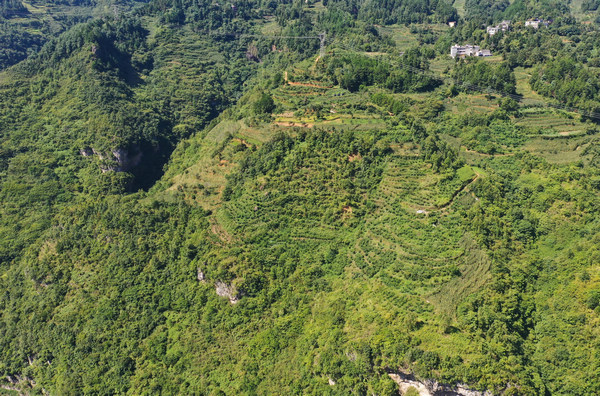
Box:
[517,108,588,137]
[350,154,477,310]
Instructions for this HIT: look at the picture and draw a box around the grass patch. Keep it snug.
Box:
[453,0,466,18]
[375,25,419,50]
[517,107,588,137]
[523,136,591,163]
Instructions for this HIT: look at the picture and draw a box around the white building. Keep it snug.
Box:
[451,45,492,58]
[526,18,550,29]
[487,26,500,35]
[525,19,540,28]
[487,20,511,35]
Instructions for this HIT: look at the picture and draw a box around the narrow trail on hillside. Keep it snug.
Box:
[406,169,482,214]
[284,70,332,88]
[463,147,514,157]
[438,170,481,210]
[287,81,332,88]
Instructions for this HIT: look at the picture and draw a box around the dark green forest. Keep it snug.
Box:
[2,0,600,395]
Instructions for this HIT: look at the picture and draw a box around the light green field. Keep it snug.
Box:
[271,68,389,130]
[375,23,450,52]
[21,1,48,14]
[259,14,281,35]
[481,55,504,63]
[523,136,592,163]
[453,0,466,17]
[569,0,596,22]
[375,25,422,50]
[446,93,498,114]
[430,57,454,75]
[514,67,548,104]
[517,108,588,137]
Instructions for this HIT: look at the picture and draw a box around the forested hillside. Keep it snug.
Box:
[2,0,600,395]
[0,0,149,70]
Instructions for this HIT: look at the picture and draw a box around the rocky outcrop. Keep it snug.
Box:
[388,370,492,396]
[4,374,38,393]
[196,270,241,304]
[111,147,143,172]
[215,281,240,304]
[79,146,143,172]
[197,268,206,282]
[389,373,432,396]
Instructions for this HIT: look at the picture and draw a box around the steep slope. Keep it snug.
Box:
[3,0,600,394]
[0,0,149,70]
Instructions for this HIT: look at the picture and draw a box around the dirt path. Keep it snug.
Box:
[437,170,481,210]
[275,121,314,128]
[283,70,332,88]
[463,147,514,157]
[287,81,332,88]
[405,170,482,214]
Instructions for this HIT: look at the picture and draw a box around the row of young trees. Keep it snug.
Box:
[530,55,600,115]
[3,0,600,393]
[325,0,458,24]
[452,58,516,94]
[322,48,440,93]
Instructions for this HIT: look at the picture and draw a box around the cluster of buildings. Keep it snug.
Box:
[485,18,551,35]
[525,18,551,29]
[487,20,511,36]
[449,18,552,57]
[448,18,551,35]
[450,45,492,58]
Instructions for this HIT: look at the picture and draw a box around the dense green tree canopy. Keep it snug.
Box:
[2,0,600,394]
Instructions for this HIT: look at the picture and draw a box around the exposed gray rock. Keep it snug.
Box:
[215,281,240,304]
[81,146,143,173]
[389,373,432,396]
[388,370,492,396]
[92,148,104,159]
[111,147,143,172]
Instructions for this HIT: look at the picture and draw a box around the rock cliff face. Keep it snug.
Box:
[388,370,492,396]
[80,146,143,172]
[110,147,143,172]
